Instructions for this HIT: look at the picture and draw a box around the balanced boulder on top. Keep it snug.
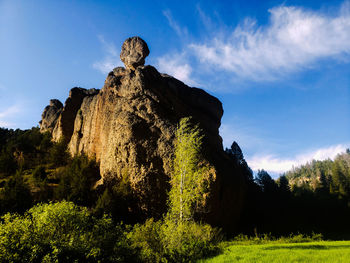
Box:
[120,36,150,70]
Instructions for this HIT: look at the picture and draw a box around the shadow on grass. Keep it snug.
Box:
[197,247,223,262]
[264,244,350,250]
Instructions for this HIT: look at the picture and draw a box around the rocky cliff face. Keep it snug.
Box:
[39,99,63,133]
[40,37,246,232]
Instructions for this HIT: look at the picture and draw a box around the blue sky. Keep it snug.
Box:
[1,0,349,176]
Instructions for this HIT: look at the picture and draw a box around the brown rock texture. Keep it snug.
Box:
[39,37,246,232]
[39,99,63,133]
[51,87,99,142]
[120,36,149,70]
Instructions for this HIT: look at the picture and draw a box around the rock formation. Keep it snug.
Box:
[39,99,63,133]
[120,36,149,70]
[40,36,246,233]
[51,87,99,142]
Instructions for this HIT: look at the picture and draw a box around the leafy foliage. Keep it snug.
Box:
[49,138,70,167]
[127,118,221,262]
[168,117,214,222]
[55,155,100,206]
[0,170,33,214]
[0,201,137,263]
[32,165,47,183]
[0,127,52,176]
[128,218,220,263]
[94,173,140,224]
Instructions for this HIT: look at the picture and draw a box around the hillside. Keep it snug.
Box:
[285,151,350,198]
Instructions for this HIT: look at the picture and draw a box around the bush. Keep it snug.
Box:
[94,173,140,223]
[128,218,221,263]
[32,165,47,183]
[161,220,221,262]
[55,155,100,206]
[0,151,17,177]
[0,171,33,214]
[49,139,70,167]
[128,218,164,262]
[280,232,324,243]
[0,201,137,262]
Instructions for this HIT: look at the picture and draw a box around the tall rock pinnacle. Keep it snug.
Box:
[120,36,150,70]
[39,36,246,233]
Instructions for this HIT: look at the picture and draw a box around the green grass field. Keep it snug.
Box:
[199,241,350,263]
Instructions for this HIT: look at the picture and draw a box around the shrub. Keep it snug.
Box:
[128,218,164,262]
[128,218,221,263]
[0,201,137,262]
[55,155,100,206]
[161,220,221,262]
[0,171,33,214]
[94,173,140,223]
[32,165,47,182]
[49,139,70,167]
[0,151,18,177]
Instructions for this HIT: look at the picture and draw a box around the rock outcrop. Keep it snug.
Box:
[120,36,149,70]
[40,37,246,233]
[52,87,99,142]
[39,99,63,133]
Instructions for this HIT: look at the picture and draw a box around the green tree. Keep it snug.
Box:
[167,117,214,223]
[226,141,253,181]
[0,201,137,262]
[32,165,47,182]
[55,155,100,206]
[127,118,220,263]
[0,151,17,177]
[0,170,32,214]
[255,169,278,194]
[50,138,70,167]
[278,175,290,195]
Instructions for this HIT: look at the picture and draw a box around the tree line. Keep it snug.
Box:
[227,142,350,239]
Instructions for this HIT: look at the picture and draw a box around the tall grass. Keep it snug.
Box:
[199,240,350,263]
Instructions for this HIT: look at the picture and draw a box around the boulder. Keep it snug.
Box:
[120,36,149,70]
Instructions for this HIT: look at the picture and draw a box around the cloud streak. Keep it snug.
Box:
[0,104,21,128]
[247,144,349,175]
[156,52,197,86]
[93,35,122,74]
[163,10,188,37]
[190,3,350,81]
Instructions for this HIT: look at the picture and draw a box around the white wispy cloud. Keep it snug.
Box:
[247,144,349,175]
[0,104,21,128]
[93,35,122,74]
[196,5,214,31]
[163,10,188,37]
[156,53,198,86]
[190,2,350,81]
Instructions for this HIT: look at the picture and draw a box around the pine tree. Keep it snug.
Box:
[226,141,253,181]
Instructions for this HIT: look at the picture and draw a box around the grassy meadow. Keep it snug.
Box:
[200,241,350,263]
